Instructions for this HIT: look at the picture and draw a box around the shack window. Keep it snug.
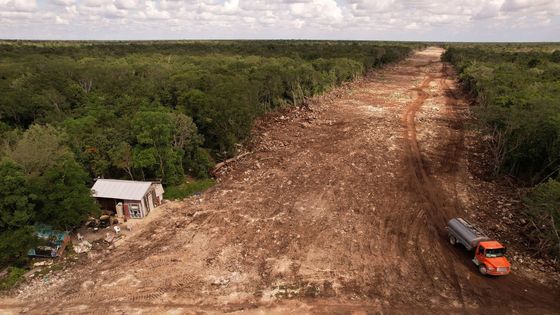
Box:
[478,246,485,255]
[130,203,141,218]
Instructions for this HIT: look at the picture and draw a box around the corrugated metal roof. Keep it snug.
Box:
[91,179,152,201]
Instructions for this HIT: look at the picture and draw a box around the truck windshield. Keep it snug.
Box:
[486,248,506,258]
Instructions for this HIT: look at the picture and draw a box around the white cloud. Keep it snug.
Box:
[114,0,138,10]
[81,0,111,8]
[0,0,37,12]
[55,15,69,24]
[0,10,33,18]
[224,0,239,12]
[348,0,399,14]
[472,0,503,20]
[501,0,553,12]
[0,0,559,40]
[50,0,74,6]
[289,0,342,24]
[141,0,171,20]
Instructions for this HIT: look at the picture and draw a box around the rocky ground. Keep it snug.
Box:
[1,47,559,314]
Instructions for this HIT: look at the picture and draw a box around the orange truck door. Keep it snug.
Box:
[475,245,485,263]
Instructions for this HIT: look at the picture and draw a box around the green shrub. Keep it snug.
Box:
[523,179,560,258]
[185,148,215,179]
[165,178,215,200]
[444,46,560,183]
[0,267,26,290]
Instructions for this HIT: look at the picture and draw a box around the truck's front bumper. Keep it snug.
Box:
[487,268,510,276]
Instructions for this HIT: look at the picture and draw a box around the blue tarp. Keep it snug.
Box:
[27,225,69,258]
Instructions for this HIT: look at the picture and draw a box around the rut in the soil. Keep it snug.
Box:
[402,70,467,308]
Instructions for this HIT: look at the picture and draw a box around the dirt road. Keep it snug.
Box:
[3,47,560,314]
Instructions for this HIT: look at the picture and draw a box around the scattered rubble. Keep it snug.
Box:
[73,241,92,254]
[32,261,53,268]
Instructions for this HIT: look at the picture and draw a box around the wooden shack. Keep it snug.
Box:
[91,179,164,219]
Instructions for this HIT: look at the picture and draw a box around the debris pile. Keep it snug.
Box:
[73,240,92,254]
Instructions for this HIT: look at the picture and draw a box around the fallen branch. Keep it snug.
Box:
[211,152,252,176]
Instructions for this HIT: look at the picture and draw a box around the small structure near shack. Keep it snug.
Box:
[27,225,70,258]
[91,179,164,219]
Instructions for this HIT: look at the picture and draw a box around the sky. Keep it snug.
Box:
[0,0,559,41]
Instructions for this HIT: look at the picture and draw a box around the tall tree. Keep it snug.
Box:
[132,110,185,184]
[109,142,135,180]
[0,160,37,267]
[6,124,71,177]
[30,157,99,229]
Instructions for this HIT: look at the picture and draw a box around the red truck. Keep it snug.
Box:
[447,218,511,276]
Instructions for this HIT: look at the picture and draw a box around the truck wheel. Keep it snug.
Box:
[479,265,487,275]
[449,235,457,245]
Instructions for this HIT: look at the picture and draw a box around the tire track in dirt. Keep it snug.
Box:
[401,61,467,309]
[403,70,454,230]
[400,72,440,292]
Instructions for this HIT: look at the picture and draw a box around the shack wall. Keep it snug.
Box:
[124,199,145,218]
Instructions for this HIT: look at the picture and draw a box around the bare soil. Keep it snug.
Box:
[2,47,559,314]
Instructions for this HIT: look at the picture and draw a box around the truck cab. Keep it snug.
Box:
[473,241,511,275]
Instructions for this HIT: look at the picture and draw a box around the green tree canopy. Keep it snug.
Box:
[0,160,37,267]
[131,109,188,184]
[30,157,99,229]
[5,124,71,177]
